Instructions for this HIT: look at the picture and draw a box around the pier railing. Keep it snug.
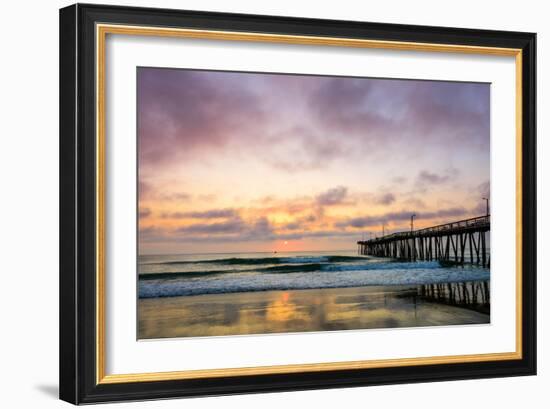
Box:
[363,215,490,243]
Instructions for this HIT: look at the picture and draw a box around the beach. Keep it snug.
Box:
[138,284,489,339]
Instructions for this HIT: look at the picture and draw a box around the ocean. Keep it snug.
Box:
[138,250,490,299]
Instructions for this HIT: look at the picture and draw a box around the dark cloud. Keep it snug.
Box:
[375,192,396,205]
[247,217,273,238]
[302,214,317,223]
[284,222,301,230]
[138,68,266,168]
[417,170,450,185]
[139,207,151,219]
[416,168,459,186]
[315,186,348,206]
[354,191,399,207]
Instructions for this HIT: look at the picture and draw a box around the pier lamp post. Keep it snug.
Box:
[410,214,416,232]
[482,197,490,216]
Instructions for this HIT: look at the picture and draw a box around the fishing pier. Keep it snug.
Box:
[357,215,490,267]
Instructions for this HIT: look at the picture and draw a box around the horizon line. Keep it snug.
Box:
[138,248,356,257]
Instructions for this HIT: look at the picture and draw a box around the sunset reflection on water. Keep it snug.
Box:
[138,283,489,339]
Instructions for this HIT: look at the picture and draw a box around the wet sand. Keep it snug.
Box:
[138,283,489,339]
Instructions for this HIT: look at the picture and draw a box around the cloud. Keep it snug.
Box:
[198,194,217,202]
[256,195,276,204]
[405,81,490,148]
[353,191,398,207]
[416,168,459,186]
[163,216,275,240]
[166,192,192,202]
[392,176,407,184]
[402,197,427,209]
[374,192,396,205]
[182,209,238,219]
[139,179,192,203]
[284,222,301,230]
[247,217,273,238]
[176,217,246,234]
[423,207,468,219]
[139,207,151,219]
[139,204,471,246]
[138,68,490,176]
[255,199,311,216]
[160,208,238,219]
[138,68,266,168]
[269,230,362,241]
[310,78,489,159]
[469,181,490,215]
[310,78,390,140]
[316,186,349,206]
[139,223,363,244]
[302,214,317,223]
[138,181,152,199]
[336,207,469,229]
[477,180,490,198]
[263,126,350,172]
[417,170,450,185]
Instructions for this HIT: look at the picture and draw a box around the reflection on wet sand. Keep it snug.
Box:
[418,281,490,314]
[138,281,490,339]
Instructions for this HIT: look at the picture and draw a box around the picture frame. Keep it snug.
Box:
[59,3,536,404]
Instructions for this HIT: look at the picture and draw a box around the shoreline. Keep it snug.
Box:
[138,283,489,339]
[137,278,490,299]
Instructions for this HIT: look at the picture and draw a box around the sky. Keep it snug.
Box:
[137,67,490,255]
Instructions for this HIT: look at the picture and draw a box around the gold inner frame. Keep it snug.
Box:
[95,23,523,385]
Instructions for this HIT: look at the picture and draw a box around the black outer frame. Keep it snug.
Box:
[59,3,536,405]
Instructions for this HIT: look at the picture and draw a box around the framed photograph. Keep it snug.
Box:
[59,3,536,404]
